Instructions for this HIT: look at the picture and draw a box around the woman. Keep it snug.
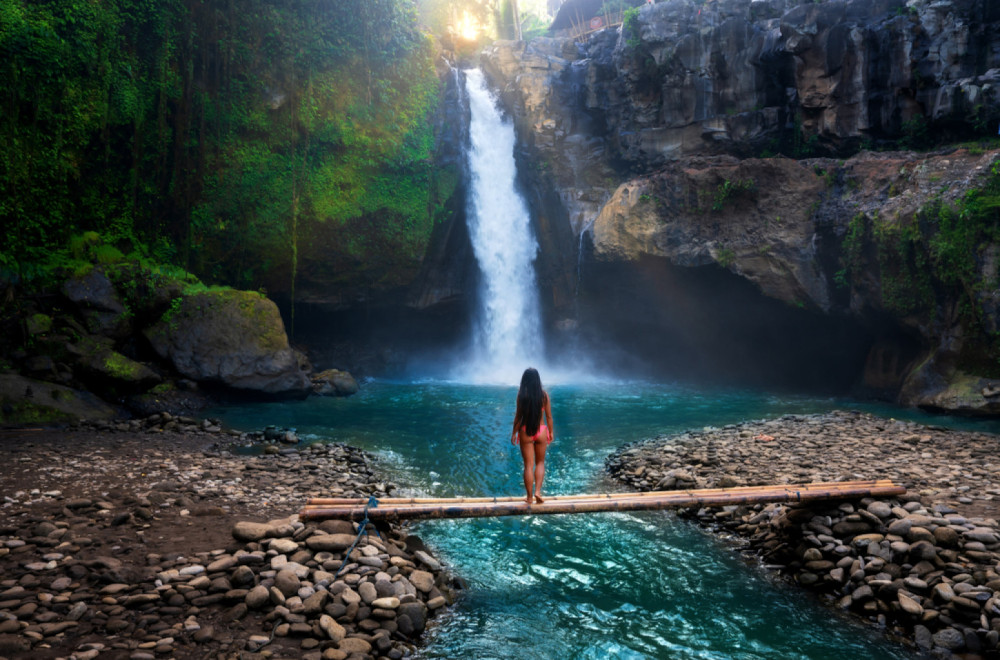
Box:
[510,367,554,504]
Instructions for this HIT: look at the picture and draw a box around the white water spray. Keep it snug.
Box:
[459,69,544,384]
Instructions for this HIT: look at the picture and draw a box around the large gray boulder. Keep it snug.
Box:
[61,267,131,340]
[144,290,311,397]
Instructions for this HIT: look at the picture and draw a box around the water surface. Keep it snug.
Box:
[210,380,999,658]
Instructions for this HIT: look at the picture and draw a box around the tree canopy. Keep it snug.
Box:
[0,0,446,304]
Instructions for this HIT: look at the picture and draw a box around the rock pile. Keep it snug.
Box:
[0,421,456,659]
[226,515,457,659]
[607,410,1000,657]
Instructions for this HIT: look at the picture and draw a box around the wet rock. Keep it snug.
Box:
[232,521,272,543]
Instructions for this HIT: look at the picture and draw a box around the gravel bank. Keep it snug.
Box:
[0,415,458,659]
[607,410,1000,658]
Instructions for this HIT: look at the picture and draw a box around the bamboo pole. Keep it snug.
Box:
[303,479,897,507]
[302,480,899,509]
[303,482,902,511]
[298,480,905,522]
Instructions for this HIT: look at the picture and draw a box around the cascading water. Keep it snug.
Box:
[459,69,544,383]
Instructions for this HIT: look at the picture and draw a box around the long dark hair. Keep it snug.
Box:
[513,367,546,437]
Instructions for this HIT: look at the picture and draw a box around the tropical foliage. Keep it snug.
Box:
[0,0,445,304]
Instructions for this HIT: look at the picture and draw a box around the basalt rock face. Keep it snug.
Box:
[482,0,1000,412]
[485,0,1000,169]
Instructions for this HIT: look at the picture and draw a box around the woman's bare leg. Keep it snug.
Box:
[533,441,547,503]
[519,440,535,504]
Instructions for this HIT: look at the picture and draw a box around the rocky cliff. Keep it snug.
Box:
[482,0,1000,413]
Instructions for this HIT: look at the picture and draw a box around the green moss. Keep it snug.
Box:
[839,158,1000,367]
[623,7,641,48]
[103,351,143,381]
[0,401,74,426]
[710,178,756,212]
[26,313,52,335]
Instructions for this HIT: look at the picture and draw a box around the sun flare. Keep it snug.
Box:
[455,12,480,41]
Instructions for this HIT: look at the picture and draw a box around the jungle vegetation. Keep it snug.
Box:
[0,0,448,305]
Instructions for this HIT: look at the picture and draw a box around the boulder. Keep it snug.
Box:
[62,267,131,339]
[311,369,359,397]
[145,289,311,397]
[232,521,273,543]
[0,373,116,425]
[76,348,161,390]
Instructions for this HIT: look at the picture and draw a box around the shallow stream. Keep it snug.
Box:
[210,380,1000,659]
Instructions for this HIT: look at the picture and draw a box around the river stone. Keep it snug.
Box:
[207,556,236,573]
[232,522,272,542]
[907,527,936,543]
[270,538,298,554]
[358,581,377,604]
[372,597,399,610]
[914,625,934,651]
[66,602,88,621]
[853,533,884,546]
[414,550,441,571]
[340,587,361,605]
[933,526,960,547]
[887,518,912,536]
[375,578,394,598]
[867,502,893,519]
[851,585,873,602]
[802,548,823,562]
[319,520,356,535]
[898,592,924,617]
[909,541,938,562]
[302,590,328,614]
[933,627,966,651]
[245,585,270,610]
[832,521,872,539]
[231,565,255,587]
[964,527,1000,544]
[274,570,300,597]
[398,601,427,633]
[338,637,372,654]
[50,576,72,591]
[319,614,345,643]
[409,570,434,593]
[306,534,357,552]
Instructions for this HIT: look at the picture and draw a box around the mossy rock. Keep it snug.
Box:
[144,289,311,397]
[905,368,1000,416]
[0,374,116,426]
[61,267,132,340]
[26,313,53,335]
[76,348,161,390]
[311,369,359,397]
[124,380,210,417]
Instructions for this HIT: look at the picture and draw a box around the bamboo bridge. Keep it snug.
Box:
[299,479,905,522]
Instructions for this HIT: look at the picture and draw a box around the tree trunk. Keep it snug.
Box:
[511,0,522,41]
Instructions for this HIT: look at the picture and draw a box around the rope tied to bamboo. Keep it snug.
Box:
[334,495,380,578]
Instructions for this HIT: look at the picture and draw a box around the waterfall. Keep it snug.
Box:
[459,69,544,384]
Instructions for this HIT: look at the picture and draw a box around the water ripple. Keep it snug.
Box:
[201,380,973,660]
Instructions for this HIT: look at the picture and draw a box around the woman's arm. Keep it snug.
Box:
[511,410,521,445]
[544,393,554,443]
